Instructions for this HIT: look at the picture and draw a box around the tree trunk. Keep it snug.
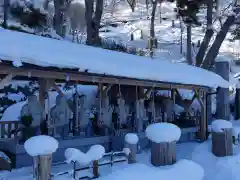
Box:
[53,0,67,37]
[235,86,240,120]
[3,0,9,29]
[180,20,183,54]
[201,15,235,69]
[151,141,176,166]
[186,24,192,65]
[149,0,158,58]
[195,0,214,67]
[85,0,104,46]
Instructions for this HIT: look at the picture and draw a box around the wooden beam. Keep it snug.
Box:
[103,84,113,96]
[199,90,207,141]
[38,78,47,108]
[144,87,153,99]
[0,74,15,89]
[0,65,207,91]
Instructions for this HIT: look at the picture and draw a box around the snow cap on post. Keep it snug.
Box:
[24,135,59,157]
[236,83,240,89]
[125,133,139,144]
[145,123,181,143]
[86,145,105,161]
[215,55,231,63]
[211,119,232,133]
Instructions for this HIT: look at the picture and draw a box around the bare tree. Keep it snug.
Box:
[195,0,214,67]
[149,0,158,58]
[85,0,104,46]
[126,0,136,12]
[196,0,236,69]
[3,0,9,28]
[186,24,192,64]
[53,0,73,37]
[201,15,236,69]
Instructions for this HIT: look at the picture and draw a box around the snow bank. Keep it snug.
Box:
[0,101,26,121]
[145,123,181,143]
[97,160,203,180]
[24,135,59,157]
[86,145,105,161]
[211,120,232,133]
[0,28,229,89]
[123,148,131,156]
[192,141,240,180]
[65,148,91,165]
[65,145,105,165]
[125,133,139,144]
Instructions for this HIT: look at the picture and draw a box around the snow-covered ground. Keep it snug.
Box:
[2,138,240,180]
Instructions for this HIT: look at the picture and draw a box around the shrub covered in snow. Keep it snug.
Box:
[24,135,58,156]
[10,0,48,28]
[145,122,181,143]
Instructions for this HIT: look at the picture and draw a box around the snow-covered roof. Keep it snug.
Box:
[0,28,229,88]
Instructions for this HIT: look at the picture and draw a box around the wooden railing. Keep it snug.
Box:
[0,120,20,139]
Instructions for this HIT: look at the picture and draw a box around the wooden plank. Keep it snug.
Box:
[0,65,208,90]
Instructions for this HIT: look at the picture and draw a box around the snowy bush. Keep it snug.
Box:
[9,0,47,28]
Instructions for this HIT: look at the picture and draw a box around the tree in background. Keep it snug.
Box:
[85,0,104,46]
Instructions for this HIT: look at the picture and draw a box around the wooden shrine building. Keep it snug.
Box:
[0,28,229,167]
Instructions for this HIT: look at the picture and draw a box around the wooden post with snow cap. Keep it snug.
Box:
[235,83,240,120]
[211,120,233,157]
[145,123,181,166]
[124,133,139,164]
[215,57,230,120]
[24,135,59,180]
[86,144,105,178]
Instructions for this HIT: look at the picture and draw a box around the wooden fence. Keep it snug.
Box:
[0,121,20,139]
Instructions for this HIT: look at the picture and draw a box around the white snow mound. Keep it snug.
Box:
[24,135,58,156]
[97,160,204,180]
[125,133,139,144]
[211,119,232,132]
[145,123,181,143]
[65,148,91,165]
[86,145,105,161]
[123,148,131,156]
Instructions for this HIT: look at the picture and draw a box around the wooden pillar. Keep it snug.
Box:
[124,133,138,164]
[93,160,99,178]
[215,60,230,120]
[151,141,176,166]
[211,120,233,157]
[199,90,207,141]
[235,83,240,119]
[38,79,47,109]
